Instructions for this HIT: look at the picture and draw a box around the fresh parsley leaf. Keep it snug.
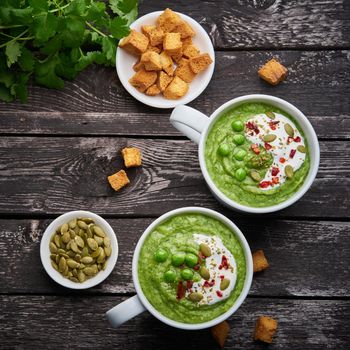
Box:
[5,40,22,67]
[109,0,138,25]
[109,17,130,39]
[18,47,34,71]
[32,12,58,43]
[61,18,85,48]
[101,37,116,65]
[35,55,64,89]
[0,84,13,102]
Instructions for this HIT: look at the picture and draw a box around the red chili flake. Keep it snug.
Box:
[294,136,301,142]
[218,265,223,270]
[287,136,294,144]
[186,280,193,290]
[271,167,280,176]
[264,142,272,150]
[290,149,296,158]
[193,264,200,271]
[203,281,210,287]
[210,279,215,286]
[259,181,271,188]
[220,275,225,280]
[176,282,185,300]
[279,157,286,163]
[246,121,259,134]
[272,177,279,184]
[216,291,223,297]
[269,121,279,130]
[220,255,229,270]
[251,144,260,154]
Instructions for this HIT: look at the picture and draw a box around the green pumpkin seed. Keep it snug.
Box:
[62,231,70,244]
[58,257,66,272]
[67,250,75,258]
[199,266,210,280]
[188,292,203,302]
[81,256,93,264]
[93,225,106,238]
[87,238,98,251]
[60,253,69,259]
[69,277,79,283]
[97,248,105,263]
[72,269,78,277]
[80,217,94,224]
[70,241,81,253]
[250,170,261,182]
[104,246,112,257]
[265,111,275,119]
[57,248,66,255]
[67,271,73,278]
[68,219,77,229]
[97,264,102,271]
[83,267,95,276]
[50,254,57,261]
[285,165,294,178]
[69,229,76,239]
[63,265,69,276]
[78,263,86,270]
[54,235,61,248]
[75,254,81,262]
[220,278,230,291]
[102,261,108,270]
[55,254,60,264]
[66,240,72,251]
[77,270,86,282]
[103,237,111,248]
[49,242,57,253]
[60,223,69,235]
[75,235,85,248]
[67,259,80,269]
[199,243,211,257]
[91,247,102,259]
[94,235,103,246]
[77,220,88,230]
[297,145,306,153]
[51,261,59,271]
[284,123,294,137]
[263,134,276,142]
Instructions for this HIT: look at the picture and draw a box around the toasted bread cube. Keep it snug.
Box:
[108,170,130,191]
[156,8,182,33]
[163,76,188,99]
[142,25,164,47]
[177,57,189,67]
[121,147,142,168]
[258,58,287,85]
[189,53,213,74]
[172,20,195,39]
[211,321,230,348]
[254,316,278,343]
[157,71,173,92]
[146,45,161,54]
[140,51,162,71]
[160,51,174,75]
[175,59,196,83]
[119,30,149,56]
[145,84,161,96]
[183,44,200,59]
[253,250,269,273]
[163,33,182,56]
[133,60,144,72]
[172,51,184,64]
[129,68,157,93]
[182,37,193,51]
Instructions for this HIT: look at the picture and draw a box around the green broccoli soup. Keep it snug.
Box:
[205,102,310,207]
[138,213,247,324]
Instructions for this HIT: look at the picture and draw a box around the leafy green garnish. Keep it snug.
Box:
[0,0,138,102]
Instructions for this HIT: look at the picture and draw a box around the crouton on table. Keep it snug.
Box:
[156,8,182,33]
[253,250,269,273]
[189,53,213,74]
[163,33,182,56]
[157,71,173,92]
[129,69,157,93]
[163,76,188,99]
[258,58,287,85]
[108,170,130,191]
[254,316,278,343]
[211,321,230,348]
[118,30,149,56]
[122,147,142,168]
[140,51,162,71]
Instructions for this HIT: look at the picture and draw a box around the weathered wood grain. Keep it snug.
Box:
[0,137,348,218]
[1,296,349,349]
[0,111,349,140]
[0,51,349,116]
[0,218,349,297]
[140,0,350,49]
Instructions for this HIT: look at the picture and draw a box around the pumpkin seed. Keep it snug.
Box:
[81,256,93,264]
[83,267,95,276]
[70,241,81,253]
[97,264,102,271]
[49,242,57,253]
[103,237,111,248]
[67,250,75,258]
[297,145,306,153]
[80,217,94,224]
[75,254,81,262]
[57,248,66,255]
[87,238,98,251]
[199,266,210,280]
[77,270,86,282]
[68,219,77,229]
[60,253,69,259]
[220,278,230,291]
[63,265,69,276]
[69,229,76,239]
[284,123,294,137]
[82,247,89,257]
[104,246,112,257]
[60,223,69,235]
[263,134,276,142]
[58,257,66,272]
[91,264,98,274]
[72,269,78,277]
[75,235,85,248]
[188,292,203,302]
[199,243,211,257]
[62,231,70,243]
[69,277,79,283]
[77,220,88,230]
[66,240,72,251]
[51,261,59,271]
[97,248,106,263]
[50,254,57,261]
[265,111,275,119]
[102,261,107,270]
[67,259,80,269]
[250,170,261,182]
[93,225,106,238]
[78,263,86,269]
[54,235,61,248]
[91,247,103,259]
[285,165,294,178]
[94,235,103,246]
[67,271,73,278]
[55,255,60,264]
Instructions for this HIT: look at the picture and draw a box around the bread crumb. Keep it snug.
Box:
[108,170,130,191]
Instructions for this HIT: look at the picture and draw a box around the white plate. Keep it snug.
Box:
[116,11,215,109]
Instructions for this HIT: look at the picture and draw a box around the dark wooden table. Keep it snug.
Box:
[1,1,349,349]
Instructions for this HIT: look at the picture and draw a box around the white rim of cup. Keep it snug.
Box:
[197,94,320,214]
[40,210,118,289]
[132,206,253,330]
[116,11,215,109]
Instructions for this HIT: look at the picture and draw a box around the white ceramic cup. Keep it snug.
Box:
[106,207,253,330]
[170,94,320,214]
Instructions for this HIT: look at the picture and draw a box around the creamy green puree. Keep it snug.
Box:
[138,213,246,324]
[205,102,310,207]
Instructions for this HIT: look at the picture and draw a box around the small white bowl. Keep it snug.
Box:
[116,11,215,109]
[40,211,118,289]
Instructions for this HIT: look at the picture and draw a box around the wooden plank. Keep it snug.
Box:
[1,296,349,349]
[0,137,348,218]
[0,218,349,297]
[0,111,348,140]
[0,51,349,116]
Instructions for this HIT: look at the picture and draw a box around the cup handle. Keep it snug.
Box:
[106,295,146,328]
[170,105,209,144]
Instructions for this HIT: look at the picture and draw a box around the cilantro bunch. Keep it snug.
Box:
[0,0,138,102]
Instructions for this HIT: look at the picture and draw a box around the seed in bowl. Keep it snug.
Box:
[49,218,111,283]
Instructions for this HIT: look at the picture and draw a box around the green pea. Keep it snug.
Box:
[164,270,176,283]
[235,168,247,181]
[171,252,185,267]
[231,120,244,132]
[185,253,198,268]
[218,143,230,156]
[181,268,194,281]
[233,134,245,145]
[154,248,168,263]
[234,148,247,161]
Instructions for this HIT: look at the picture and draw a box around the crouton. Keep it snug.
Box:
[163,76,188,99]
[172,19,195,39]
[156,8,182,33]
[119,30,149,56]
[129,68,157,93]
[254,316,278,343]
[157,71,173,92]
[140,51,162,71]
[172,51,184,64]
[183,44,200,59]
[160,51,174,75]
[211,321,230,348]
[189,53,213,74]
[163,33,182,56]
[258,58,287,85]
[146,44,161,54]
[177,57,189,67]
[181,37,193,51]
[132,60,143,72]
[145,84,161,96]
[142,25,164,47]
[175,59,196,83]
[121,147,142,168]
[253,250,269,273]
[108,170,130,191]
